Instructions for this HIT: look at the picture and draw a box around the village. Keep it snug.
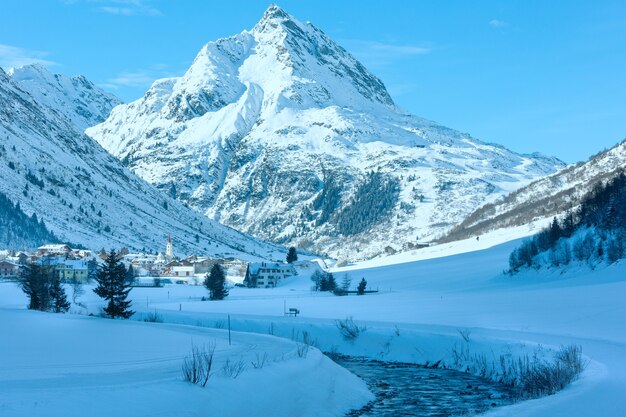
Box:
[0,235,307,289]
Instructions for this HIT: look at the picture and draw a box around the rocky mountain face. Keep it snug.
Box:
[442,140,626,243]
[87,4,564,261]
[0,65,283,259]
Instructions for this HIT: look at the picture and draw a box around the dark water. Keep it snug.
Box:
[335,357,514,417]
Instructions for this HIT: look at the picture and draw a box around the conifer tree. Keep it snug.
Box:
[49,274,70,313]
[326,273,337,292]
[94,249,134,319]
[341,274,352,292]
[19,264,52,311]
[204,263,228,300]
[357,278,367,295]
[19,264,69,312]
[320,274,328,291]
[125,264,136,284]
[286,246,298,263]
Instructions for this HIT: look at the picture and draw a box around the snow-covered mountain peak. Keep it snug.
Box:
[248,4,395,110]
[259,3,289,21]
[8,63,53,83]
[252,3,307,39]
[88,5,565,261]
[7,63,121,131]
[139,2,394,126]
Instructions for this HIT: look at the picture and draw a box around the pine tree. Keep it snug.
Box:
[125,264,136,284]
[327,273,337,292]
[94,250,134,319]
[286,246,298,263]
[320,274,329,291]
[18,264,52,311]
[318,272,337,292]
[334,273,351,295]
[49,274,70,313]
[357,278,367,295]
[204,263,228,300]
[341,274,351,292]
[19,264,69,312]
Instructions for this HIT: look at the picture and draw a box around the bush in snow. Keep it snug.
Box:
[516,345,586,399]
[451,343,585,400]
[182,343,215,387]
[251,352,269,369]
[336,316,366,341]
[143,311,163,323]
[220,358,246,378]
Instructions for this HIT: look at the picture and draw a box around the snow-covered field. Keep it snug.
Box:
[0,306,371,417]
[2,233,626,416]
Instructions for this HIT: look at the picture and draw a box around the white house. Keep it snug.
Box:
[0,260,18,279]
[38,244,72,257]
[244,262,296,288]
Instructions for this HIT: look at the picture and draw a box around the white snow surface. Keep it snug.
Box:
[2,229,625,416]
[87,4,564,261]
[0,66,284,259]
[0,309,371,417]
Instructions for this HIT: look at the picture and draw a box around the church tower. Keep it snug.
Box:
[166,233,173,262]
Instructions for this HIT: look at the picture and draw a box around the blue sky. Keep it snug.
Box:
[1,0,625,163]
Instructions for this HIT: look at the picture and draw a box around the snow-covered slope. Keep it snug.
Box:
[87,4,564,261]
[0,308,372,417]
[443,139,626,242]
[0,66,284,259]
[8,64,121,131]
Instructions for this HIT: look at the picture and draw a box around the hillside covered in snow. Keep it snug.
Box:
[8,64,121,131]
[87,5,564,261]
[443,139,626,243]
[0,65,284,259]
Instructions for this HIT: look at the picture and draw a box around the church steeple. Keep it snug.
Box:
[166,233,173,261]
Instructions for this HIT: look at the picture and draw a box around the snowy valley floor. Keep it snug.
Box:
[2,235,626,416]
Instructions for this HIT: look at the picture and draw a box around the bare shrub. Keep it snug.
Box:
[182,343,216,387]
[70,277,84,303]
[213,320,226,329]
[296,341,309,358]
[451,342,470,368]
[324,345,341,361]
[143,311,163,323]
[457,328,471,343]
[492,345,586,399]
[251,352,269,369]
[335,316,366,341]
[221,358,246,378]
[301,330,316,347]
[517,345,585,398]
